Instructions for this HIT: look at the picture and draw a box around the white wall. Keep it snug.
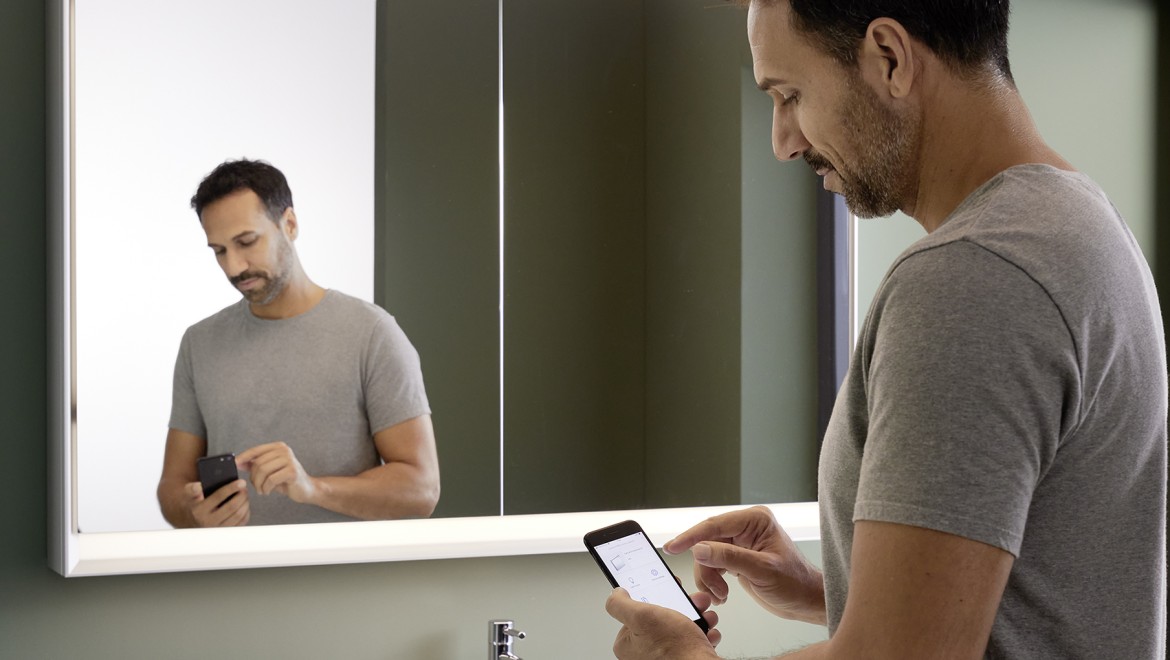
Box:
[73,0,375,532]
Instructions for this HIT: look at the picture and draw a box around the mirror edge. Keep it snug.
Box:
[63,503,820,577]
[48,0,74,577]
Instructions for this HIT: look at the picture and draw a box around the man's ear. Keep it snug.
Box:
[859,17,916,99]
[280,208,298,240]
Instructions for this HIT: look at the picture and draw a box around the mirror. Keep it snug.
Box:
[50,0,843,575]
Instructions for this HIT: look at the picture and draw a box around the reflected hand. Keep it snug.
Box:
[236,442,318,504]
[606,588,720,660]
[184,480,249,527]
[664,506,825,624]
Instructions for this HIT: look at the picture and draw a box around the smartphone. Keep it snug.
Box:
[583,519,709,632]
[196,453,239,499]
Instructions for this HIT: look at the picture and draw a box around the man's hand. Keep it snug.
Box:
[158,428,252,528]
[227,416,438,520]
[606,588,721,660]
[183,479,250,527]
[236,442,319,504]
[665,506,826,625]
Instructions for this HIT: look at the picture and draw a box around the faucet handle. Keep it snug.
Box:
[489,619,527,660]
[500,627,525,660]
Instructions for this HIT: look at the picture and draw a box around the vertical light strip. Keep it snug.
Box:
[68,0,79,533]
[848,213,858,352]
[497,0,506,516]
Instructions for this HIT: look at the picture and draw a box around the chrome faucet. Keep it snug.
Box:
[488,619,527,660]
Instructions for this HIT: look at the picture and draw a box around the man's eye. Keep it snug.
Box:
[782,92,800,106]
[239,239,257,248]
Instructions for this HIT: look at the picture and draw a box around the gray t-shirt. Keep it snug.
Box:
[820,164,1167,658]
[169,289,431,525]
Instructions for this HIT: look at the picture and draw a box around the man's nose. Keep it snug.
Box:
[222,250,248,277]
[772,106,811,162]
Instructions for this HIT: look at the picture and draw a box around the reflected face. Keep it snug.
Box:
[200,189,296,305]
[749,1,918,218]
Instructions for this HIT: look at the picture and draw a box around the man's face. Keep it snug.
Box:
[200,188,295,305]
[748,1,918,218]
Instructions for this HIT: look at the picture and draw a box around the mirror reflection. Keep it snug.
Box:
[156,159,440,527]
[76,0,828,533]
[75,0,378,531]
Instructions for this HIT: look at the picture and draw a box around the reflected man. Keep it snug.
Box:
[157,159,440,526]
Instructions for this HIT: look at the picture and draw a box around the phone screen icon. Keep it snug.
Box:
[593,532,697,619]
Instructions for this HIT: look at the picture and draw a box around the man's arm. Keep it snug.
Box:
[609,518,1012,660]
[238,414,440,520]
[157,428,249,528]
[790,520,1012,659]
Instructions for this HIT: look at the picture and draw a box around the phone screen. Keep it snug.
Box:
[585,521,707,630]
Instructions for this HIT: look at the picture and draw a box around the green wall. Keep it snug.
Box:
[380,0,822,516]
[376,0,502,519]
[639,0,819,509]
[739,67,820,505]
[501,0,651,514]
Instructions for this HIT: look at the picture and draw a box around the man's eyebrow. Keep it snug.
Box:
[206,230,258,249]
[757,76,788,91]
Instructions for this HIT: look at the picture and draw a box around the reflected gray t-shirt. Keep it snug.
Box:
[820,165,1167,658]
[169,289,431,525]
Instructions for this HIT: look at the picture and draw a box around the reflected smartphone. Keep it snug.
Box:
[196,453,238,499]
[583,519,709,632]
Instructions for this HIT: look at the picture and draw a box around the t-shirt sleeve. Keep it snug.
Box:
[167,329,207,438]
[363,314,432,434]
[854,240,1080,556]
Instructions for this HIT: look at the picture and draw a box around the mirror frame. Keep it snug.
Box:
[47,0,836,577]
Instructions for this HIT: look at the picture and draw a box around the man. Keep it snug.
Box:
[157,159,440,527]
[606,1,1166,658]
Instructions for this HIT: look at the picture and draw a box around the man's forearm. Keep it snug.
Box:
[776,641,829,658]
[307,462,439,520]
[157,479,197,528]
[728,641,830,660]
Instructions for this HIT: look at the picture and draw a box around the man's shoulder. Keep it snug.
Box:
[324,289,389,316]
[183,298,249,337]
[321,289,398,329]
[932,164,1117,244]
[318,291,419,366]
[891,166,1130,289]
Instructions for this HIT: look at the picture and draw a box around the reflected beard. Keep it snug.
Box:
[823,75,918,219]
[235,272,289,305]
[230,237,294,306]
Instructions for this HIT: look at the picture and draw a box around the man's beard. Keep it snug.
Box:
[231,239,293,305]
[807,73,918,219]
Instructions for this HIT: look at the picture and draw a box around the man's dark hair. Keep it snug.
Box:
[190,158,294,222]
[753,0,1014,83]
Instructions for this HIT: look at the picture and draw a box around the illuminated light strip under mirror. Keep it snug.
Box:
[49,0,850,576]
